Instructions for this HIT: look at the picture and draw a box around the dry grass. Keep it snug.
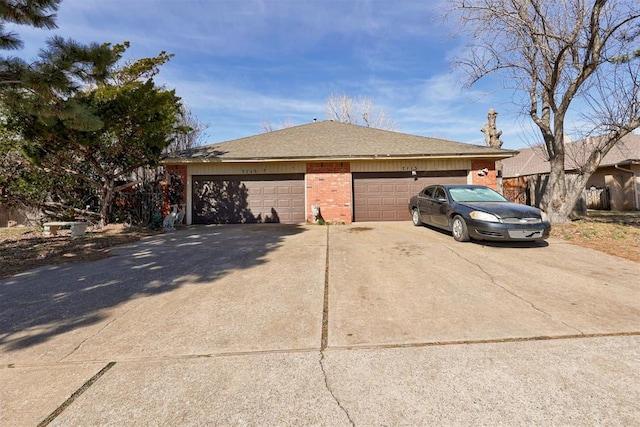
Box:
[0,224,158,280]
[1,212,638,280]
[551,211,640,263]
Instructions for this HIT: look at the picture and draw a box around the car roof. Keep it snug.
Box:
[425,184,489,189]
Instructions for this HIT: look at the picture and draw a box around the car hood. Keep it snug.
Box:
[457,202,542,219]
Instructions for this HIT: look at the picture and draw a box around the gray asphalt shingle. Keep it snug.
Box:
[164,120,514,162]
[502,134,640,178]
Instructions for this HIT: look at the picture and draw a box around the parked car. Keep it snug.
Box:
[408,184,551,242]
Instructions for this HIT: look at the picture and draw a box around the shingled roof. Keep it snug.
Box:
[163,120,515,163]
[502,133,640,178]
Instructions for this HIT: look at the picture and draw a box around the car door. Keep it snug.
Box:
[430,186,450,227]
[416,186,434,224]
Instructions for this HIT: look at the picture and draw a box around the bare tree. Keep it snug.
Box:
[164,104,208,153]
[260,118,297,133]
[448,0,640,223]
[324,93,397,130]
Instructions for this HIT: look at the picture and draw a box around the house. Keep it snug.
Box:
[161,120,516,225]
[501,133,640,211]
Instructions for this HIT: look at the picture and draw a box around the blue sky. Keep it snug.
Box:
[12,0,545,149]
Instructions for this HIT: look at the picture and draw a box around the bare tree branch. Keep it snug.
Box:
[447,0,640,222]
[324,93,397,130]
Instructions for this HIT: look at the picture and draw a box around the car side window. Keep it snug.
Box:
[422,187,435,198]
[433,187,446,201]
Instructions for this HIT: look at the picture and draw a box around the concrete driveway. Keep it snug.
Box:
[1,222,638,425]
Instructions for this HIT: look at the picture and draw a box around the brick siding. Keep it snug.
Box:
[471,160,497,189]
[306,162,352,223]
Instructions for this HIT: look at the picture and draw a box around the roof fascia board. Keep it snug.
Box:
[162,153,516,165]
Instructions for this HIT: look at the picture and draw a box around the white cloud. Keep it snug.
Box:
[5,0,540,148]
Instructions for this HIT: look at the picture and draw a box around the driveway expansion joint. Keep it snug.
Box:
[318,224,354,425]
[328,331,640,351]
[321,226,330,351]
[37,361,116,427]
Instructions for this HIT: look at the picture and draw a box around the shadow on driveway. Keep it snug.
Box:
[0,224,306,352]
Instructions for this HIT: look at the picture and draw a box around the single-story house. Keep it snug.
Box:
[162,120,516,225]
[501,133,640,211]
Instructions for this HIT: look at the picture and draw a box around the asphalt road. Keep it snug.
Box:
[1,222,638,425]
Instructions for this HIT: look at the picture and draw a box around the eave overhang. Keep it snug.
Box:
[162,151,517,165]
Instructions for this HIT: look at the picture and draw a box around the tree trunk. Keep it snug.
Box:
[543,160,571,223]
[543,154,597,224]
[100,180,115,227]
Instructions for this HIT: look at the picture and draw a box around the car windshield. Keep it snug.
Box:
[448,187,509,202]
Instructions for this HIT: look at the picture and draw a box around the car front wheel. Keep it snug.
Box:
[451,215,470,242]
[412,208,422,226]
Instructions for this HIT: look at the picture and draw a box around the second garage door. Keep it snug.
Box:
[353,171,468,221]
[192,174,305,224]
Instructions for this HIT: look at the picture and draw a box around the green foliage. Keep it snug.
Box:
[0,0,61,50]
[0,5,186,225]
[2,41,184,224]
[1,37,132,133]
[109,48,173,86]
[0,107,47,207]
[0,131,98,215]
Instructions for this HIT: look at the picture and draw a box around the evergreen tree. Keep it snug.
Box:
[0,0,61,50]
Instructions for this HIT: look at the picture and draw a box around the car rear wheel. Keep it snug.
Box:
[412,208,422,226]
[451,215,470,242]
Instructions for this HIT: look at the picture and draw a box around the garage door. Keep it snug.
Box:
[192,174,305,224]
[353,171,468,221]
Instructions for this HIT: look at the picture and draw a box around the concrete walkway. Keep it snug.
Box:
[1,223,638,425]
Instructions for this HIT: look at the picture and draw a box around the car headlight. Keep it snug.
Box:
[469,211,501,223]
[540,210,550,222]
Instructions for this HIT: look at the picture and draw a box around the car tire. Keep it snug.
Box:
[451,215,470,242]
[412,208,422,226]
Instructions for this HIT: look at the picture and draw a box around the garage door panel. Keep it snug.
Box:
[193,174,305,224]
[366,212,382,220]
[382,211,397,220]
[353,171,467,222]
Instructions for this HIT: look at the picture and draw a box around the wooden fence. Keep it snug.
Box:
[0,205,29,227]
[584,187,610,210]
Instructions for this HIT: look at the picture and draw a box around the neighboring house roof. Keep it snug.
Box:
[502,133,640,178]
[163,120,515,163]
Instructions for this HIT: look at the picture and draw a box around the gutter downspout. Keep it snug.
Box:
[614,163,640,210]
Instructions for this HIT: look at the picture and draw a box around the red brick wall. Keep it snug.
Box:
[306,162,352,223]
[471,160,497,189]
